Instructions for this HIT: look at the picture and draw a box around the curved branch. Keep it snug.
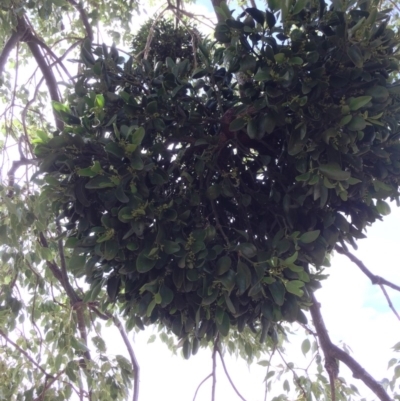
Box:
[89,306,140,401]
[193,373,212,401]
[67,0,94,40]
[310,292,392,401]
[0,19,26,76]
[113,316,140,401]
[216,346,247,401]
[12,17,63,131]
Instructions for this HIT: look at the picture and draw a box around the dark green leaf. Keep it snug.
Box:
[268,281,285,306]
[319,163,350,181]
[299,230,320,244]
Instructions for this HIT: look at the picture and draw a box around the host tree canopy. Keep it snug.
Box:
[0,0,400,400]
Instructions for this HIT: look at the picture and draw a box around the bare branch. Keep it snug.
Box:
[263,347,276,401]
[380,284,400,320]
[113,316,140,401]
[212,339,217,401]
[336,245,400,319]
[193,373,212,401]
[335,245,400,292]
[216,346,248,401]
[89,306,140,401]
[310,292,392,401]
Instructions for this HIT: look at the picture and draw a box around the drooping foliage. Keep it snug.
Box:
[35,0,400,358]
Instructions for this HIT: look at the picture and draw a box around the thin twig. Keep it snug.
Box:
[192,373,212,401]
[277,348,308,400]
[216,346,248,401]
[210,199,230,246]
[89,306,140,401]
[212,340,217,401]
[335,245,400,319]
[263,347,276,401]
[113,316,140,401]
[380,284,400,320]
[0,330,54,379]
[335,246,400,292]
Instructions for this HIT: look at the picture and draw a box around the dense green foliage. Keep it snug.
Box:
[132,16,201,66]
[35,0,400,357]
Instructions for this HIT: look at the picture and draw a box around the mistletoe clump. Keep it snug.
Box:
[131,16,201,67]
[35,0,400,357]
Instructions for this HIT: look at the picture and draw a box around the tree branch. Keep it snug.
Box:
[112,316,140,401]
[310,292,392,401]
[335,245,400,292]
[12,17,63,131]
[0,19,26,76]
[212,339,217,401]
[216,346,247,401]
[89,306,140,401]
[193,373,212,401]
[335,245,400,319]
[380,284,400,321]
[67,0,94,40]
[0,330,54,379]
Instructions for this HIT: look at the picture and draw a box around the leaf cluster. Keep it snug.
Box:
[35,0,400,356]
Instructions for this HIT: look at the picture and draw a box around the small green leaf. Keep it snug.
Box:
[299,230,320,244]
[216,311,230,336]
[85,175,116,189]
[347,45,363,68]
[206,184,220,200]
[131,127,145,145]
[268,281,285,306]
[229,117,247,131]
[376,199,391,215]
[136,251,157,273]
[162,240,180,255]
[292,0,307,15]
[301,338,311,356]
[274,53,286,63]
[216,255,232,275]
[192,68,208,79]
[94,94,105,108]
[347,115,366,131]
[319,163,350,181]
[347,96,372,111]
[366,85,389,103]
[238,243,257,258]
[284,251,298,265]
[285,280,304,297]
